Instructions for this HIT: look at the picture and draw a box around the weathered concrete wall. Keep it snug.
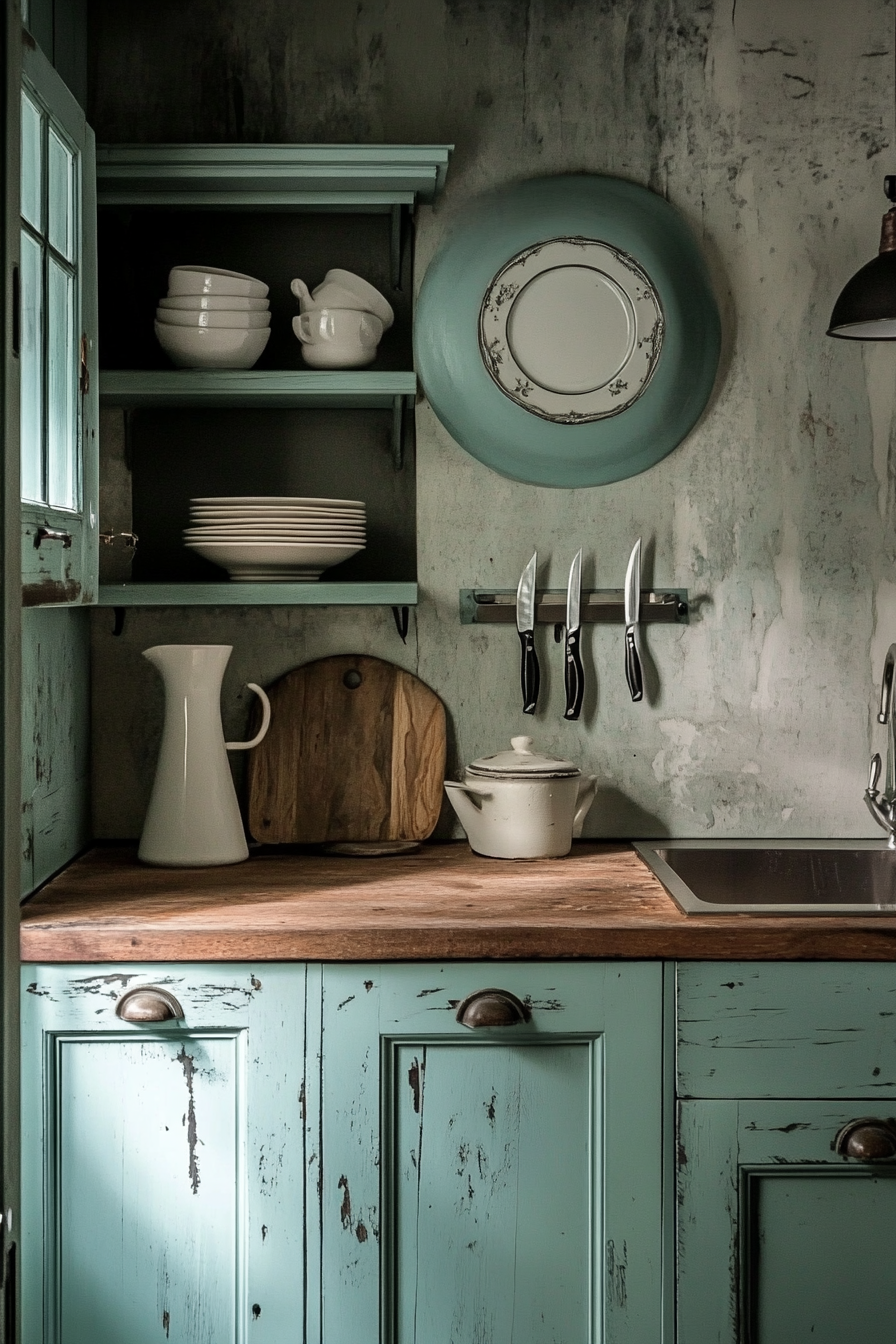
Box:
[89,0,896,838]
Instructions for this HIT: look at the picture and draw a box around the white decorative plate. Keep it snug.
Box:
[478,236,664,424]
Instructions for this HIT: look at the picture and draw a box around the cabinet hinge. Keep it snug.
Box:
[79,333,90,396]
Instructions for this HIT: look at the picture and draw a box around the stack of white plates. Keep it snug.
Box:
[184,496,366,581]
[155,266,272,370]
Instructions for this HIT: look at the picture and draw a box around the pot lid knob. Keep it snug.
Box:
[510,736,534,754]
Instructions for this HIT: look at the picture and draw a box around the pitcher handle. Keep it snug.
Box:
[226,683,271,751]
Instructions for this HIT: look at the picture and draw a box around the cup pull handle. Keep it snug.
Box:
[834,1118,896,1161]
[226,683,271,751]
[115,987,184,1023]
[455,989,530,1029]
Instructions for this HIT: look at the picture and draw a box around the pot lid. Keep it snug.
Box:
[468,736,581,779]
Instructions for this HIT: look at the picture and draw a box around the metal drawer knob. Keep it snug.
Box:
[115,987,184,1023]
[834,1118,896,1161]
[455,989,529,1029]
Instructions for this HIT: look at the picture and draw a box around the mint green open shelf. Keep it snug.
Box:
[97,581,417,608]
[98,369,417,410]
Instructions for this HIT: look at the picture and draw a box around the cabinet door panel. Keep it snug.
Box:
[22,964,305,1344]
[319,962,664,1344]
[393,1039,593,1344]
[678,1099,896,1344]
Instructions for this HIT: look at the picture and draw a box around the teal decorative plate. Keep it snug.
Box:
[414,175,721,487]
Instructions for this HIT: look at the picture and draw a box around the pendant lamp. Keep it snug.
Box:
[828,175,896,339]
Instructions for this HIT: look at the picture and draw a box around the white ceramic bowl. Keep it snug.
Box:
[156,307,271,329]
[154,320,270,369]
[322,269,395,329]
[290,275,394,330]
[159,294,270,313]
[168,265,269,299]
[185,539,364,581]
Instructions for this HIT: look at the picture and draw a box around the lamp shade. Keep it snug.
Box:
[828,208,896,339]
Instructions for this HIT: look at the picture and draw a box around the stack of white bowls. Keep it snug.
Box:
[290,268,394,368]
[184,496,366,581]
[155,266,271,370]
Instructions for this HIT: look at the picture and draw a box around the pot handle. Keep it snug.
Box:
[226,683,271,751]
[443,780,492,806]
[572,774,598,837]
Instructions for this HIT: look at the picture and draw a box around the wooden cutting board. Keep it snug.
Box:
[247,654,447,845]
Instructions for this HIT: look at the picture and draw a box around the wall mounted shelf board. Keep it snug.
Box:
[95,144,453,210]
[460,589,689,625]
[99,370,417,410]
[97,581,418,608]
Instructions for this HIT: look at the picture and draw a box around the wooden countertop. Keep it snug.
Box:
[19,842,896,962]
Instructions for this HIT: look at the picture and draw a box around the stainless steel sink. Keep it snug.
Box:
[633,839,896,915]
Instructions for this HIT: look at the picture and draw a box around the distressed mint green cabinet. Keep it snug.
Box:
[21,964,306,1344]
[22,960,666,1344]
[314,962,666,1344]
[676,963,896,1344]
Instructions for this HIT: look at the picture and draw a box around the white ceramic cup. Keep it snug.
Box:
[290,276,394,329]
[293,308,383,368]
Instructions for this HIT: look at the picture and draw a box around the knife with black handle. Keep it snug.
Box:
[624,538,644,702]
[564,548,584,720]
[516,551,540,714]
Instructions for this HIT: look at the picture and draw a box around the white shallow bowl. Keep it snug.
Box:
[168,265,269,299]
[155,321,270,370]
[189,509,366,524]
[159,294,270,313]
[156,307,271,329]
[186,539,364,579]
[191,495,364,508]
[184,528,366,541]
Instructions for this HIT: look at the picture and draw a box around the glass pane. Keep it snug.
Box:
[21,92,42,232]
[20,229,44,503]
[47,256,77,510]
[47,125,75,261]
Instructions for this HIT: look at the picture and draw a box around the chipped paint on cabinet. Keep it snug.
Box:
[20,608,90,897]
[676,962,896,1100]
[677,1100,896,1344]
[318,962,664,1344]
[20,964,305,1344]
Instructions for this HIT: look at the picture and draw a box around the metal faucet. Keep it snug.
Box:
[865,643,896,846]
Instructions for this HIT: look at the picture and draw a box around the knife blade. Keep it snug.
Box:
[516,551,540,715]
[624,537,644,702]
[564,548,584,720]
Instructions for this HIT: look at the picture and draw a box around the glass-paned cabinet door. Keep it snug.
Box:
[20,42,97,606]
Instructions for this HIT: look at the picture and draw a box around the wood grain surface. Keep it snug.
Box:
[20,842,896,963]
[246,654,446,844]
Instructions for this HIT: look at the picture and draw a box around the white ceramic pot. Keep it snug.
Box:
[443,736,597,860]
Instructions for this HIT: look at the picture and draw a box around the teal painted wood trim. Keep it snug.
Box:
[96,580,418,607]
[97,191,416,211]
[21,963,305,1344]
[20,608,90,898]
[96,143,453,207]
[20,46,98,608]
[98,369,417,409]
[677,1099,896,1344]
[661,963,676,1344]
[677,962,896,1099]
[319,962,664,1344]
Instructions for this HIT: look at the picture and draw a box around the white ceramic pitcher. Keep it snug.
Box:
[138,645,271,867]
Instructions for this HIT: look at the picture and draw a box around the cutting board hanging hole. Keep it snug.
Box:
[343,670,363,690]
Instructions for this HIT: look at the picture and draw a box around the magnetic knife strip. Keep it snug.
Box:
[459,589,689,625]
